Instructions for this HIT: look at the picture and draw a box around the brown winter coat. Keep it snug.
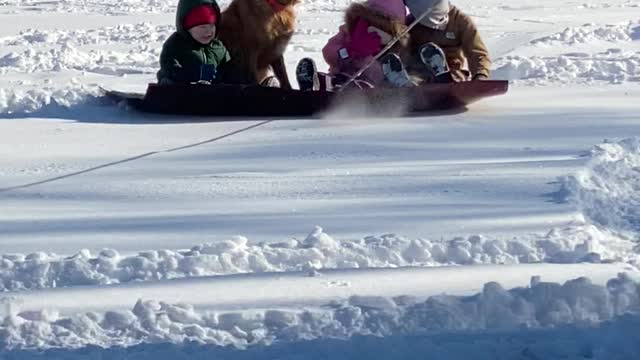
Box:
[408,6,491,82]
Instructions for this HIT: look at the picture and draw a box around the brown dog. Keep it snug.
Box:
[218,0,299,89]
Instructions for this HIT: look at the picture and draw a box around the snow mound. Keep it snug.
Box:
[531,21,640,45]
[5,318,640,360]
[0,43,158,74]
[0,39,158,114]
[493,51,640,84]
[563,138,640,236]
[0,23,172,47]
[1,225,630,292]
[0,84,100,115]
[1,274,638,350]
[0,0,178,14]
[0,0,338,14]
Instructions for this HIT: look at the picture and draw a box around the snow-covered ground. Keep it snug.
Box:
[1,0,640,358]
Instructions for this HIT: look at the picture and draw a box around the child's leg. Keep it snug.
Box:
[419,43,454,84]
[318,73,343,91]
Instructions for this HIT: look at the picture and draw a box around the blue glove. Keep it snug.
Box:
[199,64,217,82]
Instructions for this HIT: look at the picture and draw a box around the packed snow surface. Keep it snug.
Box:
[1,0,640,358]
[2,137,639,291]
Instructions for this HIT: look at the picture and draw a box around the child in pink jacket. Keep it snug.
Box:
[296,0,411,91]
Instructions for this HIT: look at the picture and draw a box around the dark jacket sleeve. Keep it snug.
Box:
[157,34,198,84]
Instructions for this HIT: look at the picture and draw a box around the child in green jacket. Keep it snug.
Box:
[157,0,248,85]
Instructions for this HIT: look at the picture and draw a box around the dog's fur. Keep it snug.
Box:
[218,0,299,89]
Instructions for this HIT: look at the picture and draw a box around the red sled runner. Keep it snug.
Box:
[104,80,508,117]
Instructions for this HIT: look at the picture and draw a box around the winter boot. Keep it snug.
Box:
[296,58,320,91]
[380,53,413,88]
[419,43,454,83]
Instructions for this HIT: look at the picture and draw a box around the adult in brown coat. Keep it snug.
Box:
[404,0,491,82]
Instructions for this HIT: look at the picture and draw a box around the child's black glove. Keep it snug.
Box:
[199,64,217,83]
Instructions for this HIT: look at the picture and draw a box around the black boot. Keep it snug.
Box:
[380,53,413,88]
[296,58,320,91]
[419,43,454,83]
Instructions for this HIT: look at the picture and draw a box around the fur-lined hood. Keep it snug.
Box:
[345,2,408,38]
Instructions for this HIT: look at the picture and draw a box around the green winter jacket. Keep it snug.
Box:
[156,0,231,84]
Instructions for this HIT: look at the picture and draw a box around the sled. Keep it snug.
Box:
[103,80,508,117]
